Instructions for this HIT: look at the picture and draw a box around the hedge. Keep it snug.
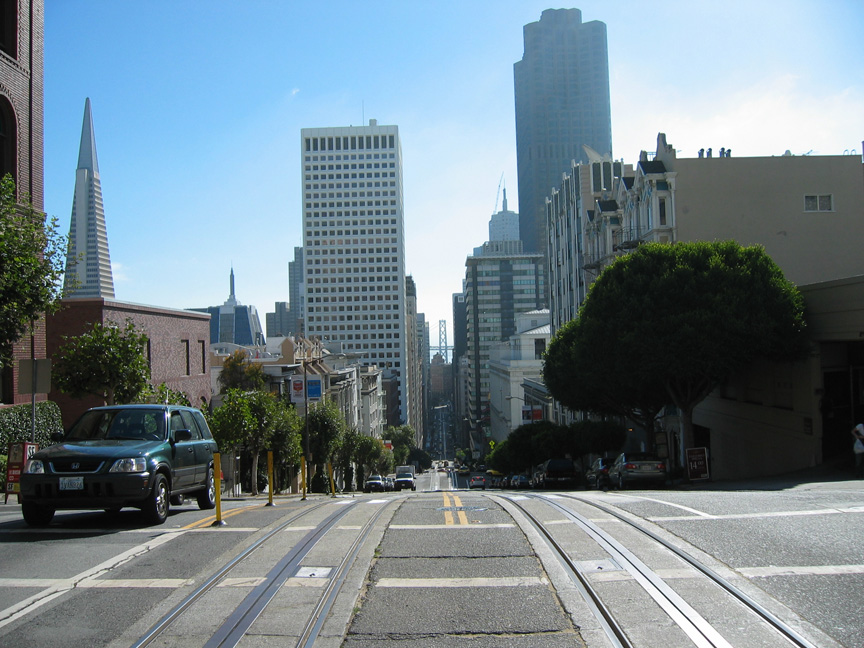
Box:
[0,401,63,453]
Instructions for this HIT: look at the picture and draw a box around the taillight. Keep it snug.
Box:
[657,463,666,470]
[624,463,637,470]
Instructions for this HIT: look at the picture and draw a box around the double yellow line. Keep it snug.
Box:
[183,502,262,529]
[442,492,469,525]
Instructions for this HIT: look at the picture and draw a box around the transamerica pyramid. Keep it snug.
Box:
[63,97,115,298]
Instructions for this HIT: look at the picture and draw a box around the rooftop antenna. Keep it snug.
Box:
[493,172,504,213]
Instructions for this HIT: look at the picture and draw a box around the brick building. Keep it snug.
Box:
[46,299,211,428]
[0,0,46,406]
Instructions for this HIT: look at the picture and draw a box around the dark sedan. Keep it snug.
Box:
[608,452,668,489]
[20,404,217,526]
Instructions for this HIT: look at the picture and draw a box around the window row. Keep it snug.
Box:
[304,134,396,152]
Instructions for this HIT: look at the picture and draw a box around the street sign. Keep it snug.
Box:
[6,442,38,503]
[686,447,710,481]
[17,359,51,394]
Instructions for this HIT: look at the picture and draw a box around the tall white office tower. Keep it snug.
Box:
[301,120,410,425]
[63,98,114,298]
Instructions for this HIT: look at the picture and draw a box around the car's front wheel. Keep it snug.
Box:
[144,473,169,524]
[22,501,55,527]
[197,467,216,510]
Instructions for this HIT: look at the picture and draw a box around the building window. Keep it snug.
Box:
[0,3,17,59]
[804,194,833,212]
[0,97,16,182]
[182,339,190,375]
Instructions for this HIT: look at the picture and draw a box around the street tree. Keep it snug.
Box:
[0,175,67,367]
[306,399,346,469]
[53,319,150,405]
[355,434,386,482]
[137,382,192,406]
[270,400,303,491]
[545,241,808,451]
[218,350,266,393]
[385,424,416,465]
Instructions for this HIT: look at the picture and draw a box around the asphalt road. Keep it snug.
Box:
[0,467,861,647]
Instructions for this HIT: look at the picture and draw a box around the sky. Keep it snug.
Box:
[43,1,864,350]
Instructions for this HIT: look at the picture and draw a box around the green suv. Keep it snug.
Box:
[20,404,218,526]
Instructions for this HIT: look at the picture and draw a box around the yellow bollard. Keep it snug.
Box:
[266,451,274,506]
[327,461,336,497]
[301,455,307,501]
[211,453,226,527]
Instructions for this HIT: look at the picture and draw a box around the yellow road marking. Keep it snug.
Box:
[442,492,455,525]
[452,494,469,525]
[183,502,262,529]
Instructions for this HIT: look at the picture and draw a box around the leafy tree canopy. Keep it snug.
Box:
[53,319,150,405]
[218,350,267,393]
[306,399,346,466]
[0,175,66,367]
[545,241,808,449]
[385,424,416,465]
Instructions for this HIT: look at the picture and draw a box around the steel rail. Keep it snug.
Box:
[296,495,399,647]
[491,494,634,648]
[130,499,338,648]
[559,493,820,648]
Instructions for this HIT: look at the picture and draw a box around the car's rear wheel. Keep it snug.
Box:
[22,502,54,527]
[197,467,216,510]
[144,474,169,524]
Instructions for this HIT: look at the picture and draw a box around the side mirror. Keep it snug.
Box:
[173,429,193,443]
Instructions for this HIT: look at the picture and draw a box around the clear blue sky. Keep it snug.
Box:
[44,1,864,346]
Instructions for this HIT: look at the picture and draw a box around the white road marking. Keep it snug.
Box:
[0,530,186,629]
[388,524,514,529]
[739,564,864,578]
[649,507,864,522]
[376,576,547,588]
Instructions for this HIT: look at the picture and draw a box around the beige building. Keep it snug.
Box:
[547,134,864,480]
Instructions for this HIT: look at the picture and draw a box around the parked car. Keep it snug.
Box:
[468,475,486,490]
[394,471,416,491]
[511,474,531,489]
[19,404,218,527]
[586,457,612,490]
[535,458,582,490]
[608,453,668,490]
[363,475,385,493]
[383,476,395,492]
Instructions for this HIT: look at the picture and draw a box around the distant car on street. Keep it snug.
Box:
[19,404,217,527]
[586,457,612,490]
[535,458,582,490]
[468,475,486,490]
[394,471,416,491]
[608,453,668,490]
[511,474,531,489]
[363,475,386,493]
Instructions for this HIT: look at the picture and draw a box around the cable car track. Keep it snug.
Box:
[495,492,821,648]
[131,495,397,648]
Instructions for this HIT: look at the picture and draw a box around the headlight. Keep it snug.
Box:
[24,459,45,474]
[109,457,148,473]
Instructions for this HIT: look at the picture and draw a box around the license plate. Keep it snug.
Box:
[59,477,84,490]
[640,465,653,471]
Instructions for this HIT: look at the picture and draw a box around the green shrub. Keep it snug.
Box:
[0,402,63,489]
[0,401,64,451]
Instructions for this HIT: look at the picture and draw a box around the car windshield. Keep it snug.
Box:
[66,409,166,442]
[396,473,413,479]
[626,453,658,462]
[367,475,382,481]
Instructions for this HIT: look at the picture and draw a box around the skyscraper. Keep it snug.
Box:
[63,98,115,299]
[514,8,612,256]
[301,120,411,426]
